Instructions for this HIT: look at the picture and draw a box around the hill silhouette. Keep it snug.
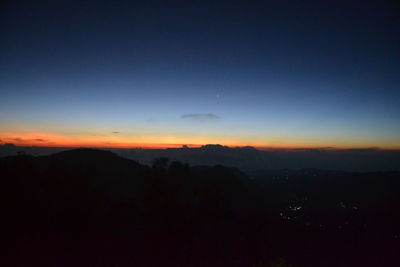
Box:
[2,143,399,172]
[1,149,400,266]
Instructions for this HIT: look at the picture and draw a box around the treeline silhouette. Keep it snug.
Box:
[1,149,399,266]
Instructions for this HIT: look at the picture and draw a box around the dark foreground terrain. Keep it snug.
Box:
[1,149,399,266]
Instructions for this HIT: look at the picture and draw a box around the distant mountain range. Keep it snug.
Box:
[1,143,399,172]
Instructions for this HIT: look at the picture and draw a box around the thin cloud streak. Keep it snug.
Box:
[181,113,221,120]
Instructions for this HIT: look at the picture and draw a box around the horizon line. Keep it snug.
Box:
[1,142,400,151]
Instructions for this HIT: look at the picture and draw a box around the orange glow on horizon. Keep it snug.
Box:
[1,131,399,150]
[1,139,399,151]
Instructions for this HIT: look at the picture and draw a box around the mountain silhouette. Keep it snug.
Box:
[1,149,400,267]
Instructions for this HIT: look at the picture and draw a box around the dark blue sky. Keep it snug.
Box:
[1,0,399,148]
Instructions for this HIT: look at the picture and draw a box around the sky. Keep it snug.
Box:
[1,0,399,149]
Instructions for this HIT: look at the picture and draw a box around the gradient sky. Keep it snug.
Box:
[1,0,399,148]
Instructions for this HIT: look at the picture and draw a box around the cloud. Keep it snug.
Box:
[112,131,120,134]
[343,147,380,152]
[292,147,334,152]
[181,113,221,120]
[4,137,47,143]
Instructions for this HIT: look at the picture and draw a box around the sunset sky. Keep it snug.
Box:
[1,1,399,149]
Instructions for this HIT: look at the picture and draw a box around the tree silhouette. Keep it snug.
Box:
[152,157,169,171]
